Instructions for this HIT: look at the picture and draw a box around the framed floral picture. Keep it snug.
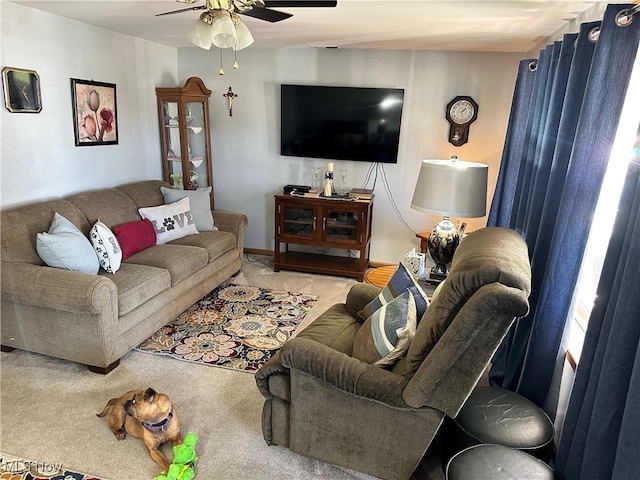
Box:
[71,78,118,146]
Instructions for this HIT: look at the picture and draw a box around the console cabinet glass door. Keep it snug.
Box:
[324,207,360,243]
[156,77,213,208]
[281,205,316,239]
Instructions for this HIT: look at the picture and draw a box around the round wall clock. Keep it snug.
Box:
[445,96,478,146]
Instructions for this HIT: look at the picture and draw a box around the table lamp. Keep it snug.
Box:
[411,156,488,281]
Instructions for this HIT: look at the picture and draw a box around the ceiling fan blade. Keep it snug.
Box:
[156,5,206,17]
[240,7,293,23]
[264,1,337,6]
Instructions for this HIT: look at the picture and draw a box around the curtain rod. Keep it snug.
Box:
[616,4,640,26]
[528,3,640,71]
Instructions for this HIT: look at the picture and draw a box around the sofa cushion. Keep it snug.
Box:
[161,186,217,232]
[345,283,382,320]
[36,212,99,275]
[138,197,199,244]
[297,303,362,355]
[167,230,237,263]
[99,263,170,316]
[1,200,91,265]
[66,188,142,230]
[113,219,156,260]
[90,220,122,273]
[357,262,429,323]
[124,244,208,285]
[352,290,417,366]
[116,180,167,209]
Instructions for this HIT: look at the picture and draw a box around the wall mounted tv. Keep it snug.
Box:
[280,84,404,164]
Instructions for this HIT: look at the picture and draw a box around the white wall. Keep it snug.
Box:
[1,1,523,264]
[178,47,523,262]
[0,1,177,207]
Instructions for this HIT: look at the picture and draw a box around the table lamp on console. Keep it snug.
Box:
[411,156,488,283]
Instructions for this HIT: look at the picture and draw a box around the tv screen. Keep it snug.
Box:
[280,84,404,164]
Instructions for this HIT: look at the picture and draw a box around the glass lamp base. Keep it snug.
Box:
[427,217,460,278]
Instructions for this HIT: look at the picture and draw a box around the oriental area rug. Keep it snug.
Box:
[136,284,318,372]
[0,453,105,480]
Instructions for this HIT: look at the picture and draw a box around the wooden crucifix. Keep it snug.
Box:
[223,86,237,116]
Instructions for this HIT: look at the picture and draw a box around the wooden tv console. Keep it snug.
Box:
[273,194,374,281]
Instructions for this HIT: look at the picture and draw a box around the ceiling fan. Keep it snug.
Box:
[157,0,338,24]
[157,0,337,51]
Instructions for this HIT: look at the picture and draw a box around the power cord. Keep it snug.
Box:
[361,162,417,236]
[244,253,274,266]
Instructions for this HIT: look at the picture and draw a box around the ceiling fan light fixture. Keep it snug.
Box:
[211,10,237,49]
[233,16,254,50]
[188,17,214,49]
[199,10,216,25]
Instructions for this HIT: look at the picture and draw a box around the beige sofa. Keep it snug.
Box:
[1,180,248,373]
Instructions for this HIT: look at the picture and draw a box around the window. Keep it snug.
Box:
[570,122,640,364]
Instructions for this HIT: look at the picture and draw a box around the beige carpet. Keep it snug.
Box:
[0,255,445,480]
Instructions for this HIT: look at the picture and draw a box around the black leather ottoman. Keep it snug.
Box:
[451,386,555,460]
[445,444,558,480]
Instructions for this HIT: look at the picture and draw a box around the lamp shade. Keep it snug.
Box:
[211,11,237,49]
[234,18,254,50]
[188,18,213,50]
[411,158,488,218]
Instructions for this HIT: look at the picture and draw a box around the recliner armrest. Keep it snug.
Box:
[344,282,381,319]
[280,337,409,408]
[254,351,289,399]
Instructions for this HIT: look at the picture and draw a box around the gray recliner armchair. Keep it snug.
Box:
[255,227,531,480]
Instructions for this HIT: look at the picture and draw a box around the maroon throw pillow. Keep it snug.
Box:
[113,219,156,260]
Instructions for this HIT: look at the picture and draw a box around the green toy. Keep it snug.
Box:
[155,432,198,480]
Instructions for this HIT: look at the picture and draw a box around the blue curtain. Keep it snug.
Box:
[488,59,537,227]
[488,4,640,408]
[556,155,640,479]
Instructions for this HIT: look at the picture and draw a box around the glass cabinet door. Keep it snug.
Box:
[324,208,359,242]
[282,205,315,238]
[185,101,209,189]
[162,101,184,189]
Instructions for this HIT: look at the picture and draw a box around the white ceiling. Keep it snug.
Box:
[9,0,611,52]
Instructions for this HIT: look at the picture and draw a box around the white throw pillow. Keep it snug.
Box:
[90,220,122,273]
[138,197,199,244]
[160,186,217,232]
[36,212,99,274]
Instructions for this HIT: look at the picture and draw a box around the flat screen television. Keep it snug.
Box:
[280,84,404,164]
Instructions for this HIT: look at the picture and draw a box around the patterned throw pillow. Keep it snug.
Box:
[36,212,99,274]
[138,197,199,244]
[113,219,156,260]
[160,186,217,232]
[90,220,122,273]
[358,262,430,323]
[352,291,417,366]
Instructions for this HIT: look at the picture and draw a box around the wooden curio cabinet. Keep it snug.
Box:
[274,194,374,281]
[155,77,214,208]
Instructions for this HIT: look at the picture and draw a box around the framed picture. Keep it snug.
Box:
[2,67,42,113]
[70,78,118,146]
